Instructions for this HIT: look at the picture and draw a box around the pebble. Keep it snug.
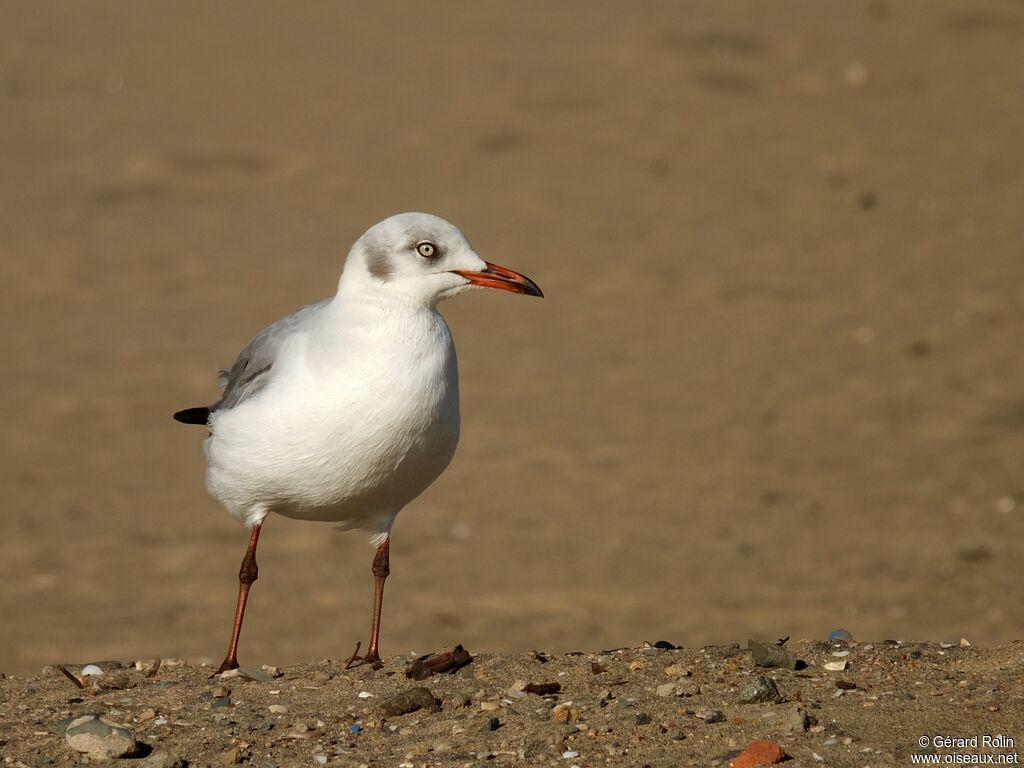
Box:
[696,708,726,723]
[357,691,374,698]
[748,639,799,670]
[781,705,809,733]
[730,739,786,768]
[313,755,328,765]
[140,751,187,768]
[668,728,686,741]
[268,704,288,714]
[663,664,691,678]
[262,664,284,678]
[80,664,104,677]
[823,661,847,671]
[64,715,138,760]
[738,676,782,704]
[551,703,576,723]
[480,701,500,711]
[634,712,653,725]
[220,746,243,765]
[562,751,579,759]
[480,717,501,732]
[828,629,853,642]
[443,690,472,708]
[377,686,441,717]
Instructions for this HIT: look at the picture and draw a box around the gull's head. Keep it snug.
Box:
[342,212,543,306]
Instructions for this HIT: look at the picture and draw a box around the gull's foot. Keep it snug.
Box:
[343,642,383,670]
[212,657,239,678]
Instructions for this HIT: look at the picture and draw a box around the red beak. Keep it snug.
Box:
[453,261,543,298]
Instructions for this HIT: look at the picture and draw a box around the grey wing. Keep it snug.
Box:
[212,299,331,412]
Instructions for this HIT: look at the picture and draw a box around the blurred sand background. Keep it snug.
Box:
[2,1,1023,676]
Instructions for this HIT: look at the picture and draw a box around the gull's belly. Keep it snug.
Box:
[205,359,460,527]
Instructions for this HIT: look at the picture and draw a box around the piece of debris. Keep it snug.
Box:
[730,739,787,767]
[406,645,473,680]
[523,682,561,696]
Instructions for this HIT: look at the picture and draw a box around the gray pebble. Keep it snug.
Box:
[377,686,441,717]
[480,716,501,732]
[696,708,726,724]
[64,715,138,760]
[738,675,782,704]
[781,704,809,733]
[140,751,188,768]
[635,712,653,725]
[748,639,800,670]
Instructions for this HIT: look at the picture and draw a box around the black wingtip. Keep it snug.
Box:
[173,406,211,425]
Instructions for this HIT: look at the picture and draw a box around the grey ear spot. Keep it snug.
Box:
[365,244,393,281]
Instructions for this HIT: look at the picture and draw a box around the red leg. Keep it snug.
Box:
[365,538,390,664]
[215,523,262,674]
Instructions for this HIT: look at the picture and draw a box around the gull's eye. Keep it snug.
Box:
[416,241,437,259]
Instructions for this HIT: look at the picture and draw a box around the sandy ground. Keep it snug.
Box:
[2,0,1023,705]
[1,641,1022,767]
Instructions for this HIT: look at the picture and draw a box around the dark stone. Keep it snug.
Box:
[739,675,782,704]
[377,686,441,717]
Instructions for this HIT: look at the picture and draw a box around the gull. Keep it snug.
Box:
[174,213,542,672]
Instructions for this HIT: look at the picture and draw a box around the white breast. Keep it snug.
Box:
[204,298,461,531]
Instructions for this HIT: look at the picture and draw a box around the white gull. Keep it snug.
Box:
[174,212,542,671]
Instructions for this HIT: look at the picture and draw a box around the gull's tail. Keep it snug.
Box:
[173,406,211,425]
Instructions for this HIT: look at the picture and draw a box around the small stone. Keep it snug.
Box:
[268,704,288,714]
[628,660,644,671]
[262,664,284,678]
[738,676,782,704]
[313,755,328,765]
[377,686,441,717]
[696,708,725,724]
[634,712,653,725]
[480,701,500,711]
[656,683,678,697]
[664,664,691,678]
[220,746,243,765]
[550,703,576,723]
[237,667,275,682]
[80,664,104,677]
[780,705,809,733]
[959,638,971,647]
[823,661,847,671]
[831,650,850,657]
[828,629,853,642]
[748,639,799,670]
[211,685,231,699]
[480,717,501,732]
[730,739,786,768]
[668,728,686,741]
[443,689,472,708]
[64,715,138,760]
[357,690,374,698]
[140,751,188,768]
[432,740,451,752]
[138,709,156,721]
[212,696,231,709]
[562,751,579,759]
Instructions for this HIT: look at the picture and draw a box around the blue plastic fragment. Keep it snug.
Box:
[829,629,853,642]
[349,723,362,734]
